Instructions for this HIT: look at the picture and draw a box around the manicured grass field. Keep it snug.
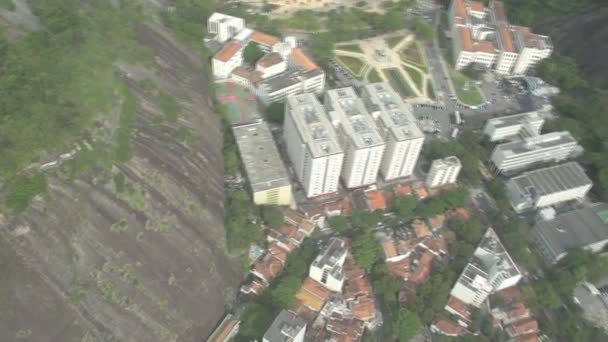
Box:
[383,68,414,98]
[368,68,383,83]
[450,69,484,105]
[335,44,363,53]
[385,35,405,48]
[403,64,423,91]
[336,55,366,76]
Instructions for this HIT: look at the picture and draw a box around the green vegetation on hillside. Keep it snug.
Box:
[159,93,181,123]
[0,0,15,11]
[115,87,138,162]
[504,0,603,26]
[5,174,47,212]
[0,1,151,183]
[535,55,608,201]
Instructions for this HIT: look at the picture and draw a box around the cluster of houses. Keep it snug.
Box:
[241,208,316,296]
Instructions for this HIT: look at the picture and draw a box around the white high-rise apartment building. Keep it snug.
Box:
[426,156,462,188]
[448,228,522,308]
[309,238,347,292]
[324,87,385,189]
[284,94,344,198]
[361,83,424,181]
[490,131,583,174]
[207,13,245,43]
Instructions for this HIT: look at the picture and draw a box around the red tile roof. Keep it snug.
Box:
[326,313,365,340]
[459,27,474,52]
[410,252,434,285]
[469,1,485,13]
[514,333,540,342]
[495,286,523,305]
[249,31,280,46]
[351,297,376,321]
[492,0,509,23]
[302,277,333,300]
[412,219,431,238]
[499,24,515,52]
[253,254,284,282]
[387,258,411,279]
[475,40,496,54]
[231,66,263,83]
[447,296,473,321]
[382,240,398,259]
[240,279,268,295]
[290,48,318,71]
[507,319,539,337]
[344,257,366,281]
[214,41,241,62]
[507,303,531,321]
[208,317,239,342]
[434,317,467,336]
[453,0,467,19]
[422,236,449,256]
[429,214,446,230]
[257,52,283,68]
[446,207,470,220]
[268,243,288,264]
[366,191,387,211]
[344,277,373,301]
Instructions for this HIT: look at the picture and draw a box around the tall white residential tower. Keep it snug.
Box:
[284,94,344,198]
[361,83,425,181]
[426,156,462,188]
[324,87,385,189]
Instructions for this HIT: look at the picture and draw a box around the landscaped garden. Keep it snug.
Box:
[383,68,414,98]
[449,69,484,106]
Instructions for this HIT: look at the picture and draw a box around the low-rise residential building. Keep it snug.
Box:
[325,87,385,189]
[310,238,348,292]
[283,94,344,198]
[212,40,243,79]
[257,68,325,105]
[483,111,545,142]
[232,122,292,206]
[426,156,462,188]
[490,131,583,174]
[531,203,608,264]
[263,310,307,342]
[448,228,522,308]
[506,162,592,212]
[361,83,424,181]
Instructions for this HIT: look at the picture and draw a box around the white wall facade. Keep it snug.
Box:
[381,137,424,180]
[257,61,287,79]
[340,143,384,189]
[207,14,245,43]
[212,51,243,79]
[512,47,552,75]
[495,50,519,75]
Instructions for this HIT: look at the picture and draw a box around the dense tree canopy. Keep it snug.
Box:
[243,42,264,64]
[261,205,284,229]
[393,308,421,341]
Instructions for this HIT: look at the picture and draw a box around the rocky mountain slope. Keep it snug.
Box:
[536,6,608,89]
[0,6,241,342]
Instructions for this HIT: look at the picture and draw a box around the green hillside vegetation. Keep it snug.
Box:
[0,1,151,183]
[504,0,604,26]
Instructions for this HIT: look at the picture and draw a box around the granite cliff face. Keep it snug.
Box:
[536,6,608,89]
[0,19,240,342]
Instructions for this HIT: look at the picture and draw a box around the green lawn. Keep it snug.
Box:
[400,42,424,66]
[450,69,484,105]
[426,81,436,100]
[385,35,405,48]
[403,65,423,91]
[383,68,414,98]
[368,68,383,83]
[335,44,363,53]
[336,55,366,76]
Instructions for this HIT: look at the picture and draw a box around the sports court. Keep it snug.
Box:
[215,82,262,126]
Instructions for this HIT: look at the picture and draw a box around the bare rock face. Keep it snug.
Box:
[0,23,241,342]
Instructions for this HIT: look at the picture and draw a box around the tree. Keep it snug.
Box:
[265,102,285,124]
[311,33,335,64]
[243,42,264,64]
[372,264,402,304]
[416,197,445,218]
[410,17,434,41]
[261,205,284,229]
[5,173,47,212]
[462,63,487,80]
[269,275,300,308]
[393,308,421,341]
[237,303,274,340]
[353,231,380,270]
[438,187,470,208]
[223,144,240,175]
[350,209,382,231]
[449,218,482,244]
[393,196,417,220]
[328,216,349,232]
